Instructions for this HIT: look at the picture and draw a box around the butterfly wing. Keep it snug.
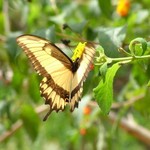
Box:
[16,35,74,117]
[70,45,95,111]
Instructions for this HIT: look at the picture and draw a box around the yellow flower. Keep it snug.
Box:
[116,0,130,17]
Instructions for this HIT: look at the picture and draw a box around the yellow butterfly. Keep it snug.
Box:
[16,35,95,120]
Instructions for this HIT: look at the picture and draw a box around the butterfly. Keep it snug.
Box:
[16,35,95,121]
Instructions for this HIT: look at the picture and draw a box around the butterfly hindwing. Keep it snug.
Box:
[40,77,67,110]
[70,45,95,111]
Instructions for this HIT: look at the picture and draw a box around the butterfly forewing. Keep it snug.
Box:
[16,35,74,113]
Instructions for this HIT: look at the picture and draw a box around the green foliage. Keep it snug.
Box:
[33,25,56,42]
[98,0,112,18]
[98,26,126,57]
[20,104,40,141]
[1,0,150,150]
[28,74,41,102]
[134,87,150,115]
[6,35,19,62]
[94,63,121,114]
[67,21,89,34]
[129,37,148,55]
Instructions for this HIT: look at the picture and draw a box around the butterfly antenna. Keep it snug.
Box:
[43,109,53,121]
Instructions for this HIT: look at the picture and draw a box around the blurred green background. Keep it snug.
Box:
[0,0,150,150]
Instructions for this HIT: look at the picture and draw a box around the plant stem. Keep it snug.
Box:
[111,57,133,62]
[111,54,150,63]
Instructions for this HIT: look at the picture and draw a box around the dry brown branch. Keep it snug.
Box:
[88,93,144,110]
[0,120,22,143]
[109,112,150,147]
[0,105,48,143]
[111,93,144,109]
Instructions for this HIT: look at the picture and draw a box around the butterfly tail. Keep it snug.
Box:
[43,108,53,121]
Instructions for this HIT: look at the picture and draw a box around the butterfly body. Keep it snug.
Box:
[16,35,95,120]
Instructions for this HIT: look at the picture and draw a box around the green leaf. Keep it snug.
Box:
[28,3,41,27]
[98,0,112,18]
[147,80,150,87]
[147,41,150,48]
[45,25,56,42]
[134,87,150,115]
[68,21,88,34]
[100,62,108,79]
[129,38,147,55]
[0,12,4,34]
[95,46,110,65]
[50,12,66,24]
[11,66,24,93]
[97,26,126,57]
[93,63,121,114]
[28,74,41,102]
[86,27,97,41]
[96,45,105,54]
[6,34,19,62]
[33,25,56,43]
[20,104,40,141]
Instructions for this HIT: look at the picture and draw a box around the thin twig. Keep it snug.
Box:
[0,120,22,143]
[0,105,48,143]
[111,93,144,109]
[88,93,144,110]
[109,112,150,147]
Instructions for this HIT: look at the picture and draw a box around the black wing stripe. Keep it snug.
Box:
[17,35,73,72]
[40,76,70,100]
